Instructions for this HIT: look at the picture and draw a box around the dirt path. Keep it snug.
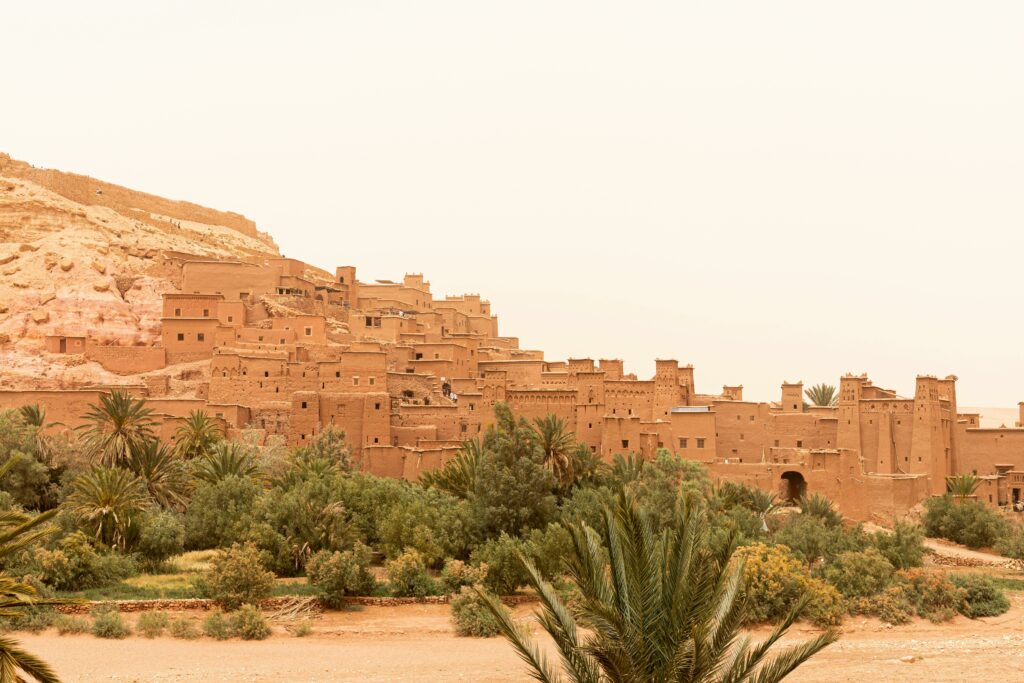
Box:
[15,600,1024,682]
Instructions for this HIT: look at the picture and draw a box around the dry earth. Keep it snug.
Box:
[15,598,1024,682]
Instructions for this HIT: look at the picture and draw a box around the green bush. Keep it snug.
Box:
[53,614,91,635]
[525,523,573,581]
[377,488,472,567]
[305,542,377,607]
[32,531,137,591]
[385,549,436,597]
[470,533,531,595]
[136,611,169,638]
[995,524,1024,559]
[450,586,505,637]
[439,559,488,593]
[870,521,925,569]
[897,569,965,623]
[91,605,131,639]
[168,617,199,639]
[772,514,867,565]
[735,543,845,627]
[289,620,313,637]
[0,605,55,632]
[231,604,271,640]
[869,584,916,625]
[202,610,233,640]
[923,496,1006,549]
[136,511,185,570]
[951,574,1010,618]
[199,542,275,610]
[820,548,894,598]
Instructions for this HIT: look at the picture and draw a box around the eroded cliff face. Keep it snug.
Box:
[0,153,279,390]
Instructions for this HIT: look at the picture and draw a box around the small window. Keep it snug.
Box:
[774,440,780,447]
[202,309,209,317]
[697,438,705,449]
[176,333,184,341]
[749,415,755,421]
[174,308,181,316]
[335,371,341,378]
[374,402,381,410]
[264,371,269,377]
[227,316,234,323]
[796,440,803,448]
[373,437,379,444]
[679,438,688,448]
[301,401,308,409]
[369,377,375,386]
[197,333,205,342]
[304,327,312,336]
[353,377,360,386]
[621,440,629,448]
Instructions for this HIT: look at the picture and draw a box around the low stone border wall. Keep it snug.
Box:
[56,593,539,614]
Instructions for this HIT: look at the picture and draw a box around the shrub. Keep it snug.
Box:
[202,610,233,640]
[377,488,472,567]
[385,549,436,597]
[306,542,377,607]
[136,511,185,570]
[951,574,1010,618]
[136,611,169,638]
[995,524,1024,559]
[820,548,894,598]
[289,620,313,637]
[0,605,55,632]
[439,559,488,593]
[91,605,131,639]
[922,496,1006,549]
[32,531,137,591]
[169,617,199,639]
[870,521,925,569]
[54,614,91,635]
[199,542,275,610]
[450,586,505,637]
[773,514,867,566]
[470,533,531,595]
[874,584,917,624]
[231,604,271,640]
[735,543,845,627]
[897,569,965,623]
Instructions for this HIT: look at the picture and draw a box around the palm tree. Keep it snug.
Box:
[804,384,838,407]
[946,474,981,501]
[420,437,484,498]
[66,466,151,550]
[78,391,157,467]
[0,502,66,683]
[191,442,260,485]
[17,405,61,431]
[127,439,189,510]
[0,576,62,683]
[798,493,843,527]
[532,415,577,487]
[173,410,223,460]
[480,492,836,682]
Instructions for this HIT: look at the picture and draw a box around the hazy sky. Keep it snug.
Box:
[4,2,1023,406]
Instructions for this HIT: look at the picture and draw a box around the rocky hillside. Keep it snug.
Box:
[0,153,280,389]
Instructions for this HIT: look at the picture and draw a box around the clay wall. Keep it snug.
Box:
[85,343,166,374]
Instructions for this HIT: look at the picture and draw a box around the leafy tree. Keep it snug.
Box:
[66,466,150,550]
[470,533,532,595]
[136,511,185,570]
[804,383,838,407]
[127,439,189,510]
[306,543,376,607]
[78,391,157,467]
[623,449,709,528]
[479,493,837,682]
[377,488,472,567]
[532,414,577,488]
[184,475,261,549]
[173,410,222,460]
[295,426,352,473]
[820,548,894,598]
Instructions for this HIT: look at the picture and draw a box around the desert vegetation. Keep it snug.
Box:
[1,395,1023,680]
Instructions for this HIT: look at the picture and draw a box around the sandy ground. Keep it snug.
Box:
[14,597,1024,683]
